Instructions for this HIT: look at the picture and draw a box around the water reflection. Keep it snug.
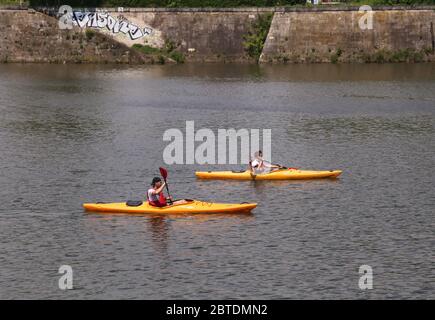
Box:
[84,211,255,221]
[196,176,341,192]
[83,211,254,256]
[156,62,435,81]
[147,216,170,254]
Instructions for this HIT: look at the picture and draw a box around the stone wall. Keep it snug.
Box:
[122,11,262,62]
[41,8,270,62]
[0,8,267,63]
[261,9,435,63]
[0,10,151,63]
[1,7,435,64]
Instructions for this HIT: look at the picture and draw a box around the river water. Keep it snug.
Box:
[0,63,434,299]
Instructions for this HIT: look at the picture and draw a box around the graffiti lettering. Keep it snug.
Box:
[71,11,153,41]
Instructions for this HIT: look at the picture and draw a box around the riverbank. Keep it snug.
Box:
[0,6,434,64]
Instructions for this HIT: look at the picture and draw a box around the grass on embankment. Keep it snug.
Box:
[362,48,434,63]
[0,0,28,6]
[131,40,185,64]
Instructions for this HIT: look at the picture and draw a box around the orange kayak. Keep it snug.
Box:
[83,200,257,214]
[195,169,342,180]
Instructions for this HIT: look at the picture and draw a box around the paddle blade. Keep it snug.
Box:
[159,167,168,179]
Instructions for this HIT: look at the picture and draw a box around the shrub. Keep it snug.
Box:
[132,43,160,54]
[169,50,185,63]
[164,40,177,53]
[132,42,185,63]
[330,54,339,64]
[374,51,386,63]
[85,29,96,40]
[157,55,165,64]
[243,13,273,62]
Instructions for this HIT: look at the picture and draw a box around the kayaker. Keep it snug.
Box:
[147,177,186,207]
[250,150,280,175]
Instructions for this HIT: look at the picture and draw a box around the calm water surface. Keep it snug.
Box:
[0,63,434,299]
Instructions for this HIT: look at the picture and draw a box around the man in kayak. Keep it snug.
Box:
[147,177,186,207]
[250,150,281,175]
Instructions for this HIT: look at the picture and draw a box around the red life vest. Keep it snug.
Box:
[147,190,167,207]
[159,193,167,205]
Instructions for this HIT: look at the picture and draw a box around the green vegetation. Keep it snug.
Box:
[330,48,342,63]
[26,1,307,8]
[344,0,435,5]
[363,48,432,63]
[21,0,435,8]
[0,0,29,6]
[168,50,185,63]
[132,40,185,63]
[132,43,160,54]
[242,12,273,62]
[157,54,165,64]
[85,29,96,39]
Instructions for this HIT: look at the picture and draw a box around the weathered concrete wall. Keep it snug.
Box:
[123,11,261,62]
[0,10,151,63]
[261,9,435,63]
[1,7,435,64]
[46,8,269,62]
[1,8,267,63]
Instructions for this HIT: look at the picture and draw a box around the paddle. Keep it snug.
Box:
[159,167,173,205]
[262,160,298,170]
[261,159,286,169]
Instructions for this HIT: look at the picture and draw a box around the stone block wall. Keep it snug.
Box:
[261,9,435,63]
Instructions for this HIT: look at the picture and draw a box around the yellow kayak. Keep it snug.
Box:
[195,169,342,180]
[83,199,257,214]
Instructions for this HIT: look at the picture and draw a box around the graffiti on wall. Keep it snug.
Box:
[71,11,153,40]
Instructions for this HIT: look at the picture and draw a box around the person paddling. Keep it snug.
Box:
[249,150,281,175]
[147,177,186,207]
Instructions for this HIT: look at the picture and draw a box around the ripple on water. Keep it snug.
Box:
[0,63,434,299]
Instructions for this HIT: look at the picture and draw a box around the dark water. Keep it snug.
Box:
[0,63,434,299]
